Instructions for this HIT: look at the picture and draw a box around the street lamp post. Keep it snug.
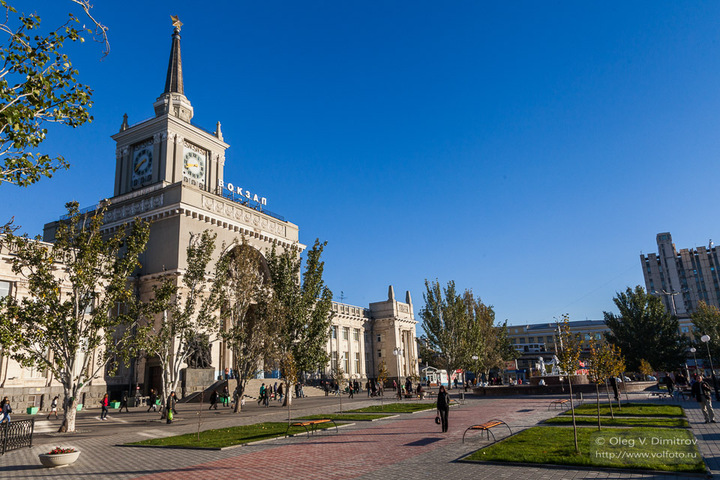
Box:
[701,335,720,401]
[393,347,403,397]
[689,347,697,381]
[471,355,479,387]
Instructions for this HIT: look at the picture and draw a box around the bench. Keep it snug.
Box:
[284,419,338,438]
[462,419,511,443]
[649,391,670,400]
[548,399,571,410]
[1,419,34,455]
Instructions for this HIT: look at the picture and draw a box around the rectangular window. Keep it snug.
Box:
[331,351,338,370]
[355,352,360,372]
[353,328,359,341]
[343,354,349,373]
[528,337,534,343]
[546,336,553,344]
[343,327,349,340]
[377,349,382,358]
[0,280,11,298]
[377,334,381,343]
[332,326,337,339]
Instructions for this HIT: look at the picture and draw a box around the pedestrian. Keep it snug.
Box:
[437,385,450,433]
[47,395,59,420]
[119,391,130,413]
[209,390,219,410]
[0,396,11,424]
[663,373,675,396]
[393,379,397,391]
[166,391,177,424]
[147,389,158,412]
[277,383,284,402]
[349,382,354,399]
[692,375,716,423]
[258,383,265,405]
[222,385,230,407]
[100,393,109,420]
[366,380,371,397]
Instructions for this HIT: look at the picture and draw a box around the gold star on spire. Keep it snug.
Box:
[171,15,183,31]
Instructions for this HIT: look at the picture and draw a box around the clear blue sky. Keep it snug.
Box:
[8,1,720,326]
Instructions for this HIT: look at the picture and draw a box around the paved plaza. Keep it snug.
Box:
[1,391,718,479]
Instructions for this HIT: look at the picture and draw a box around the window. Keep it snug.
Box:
[353,328,359,341]
[528,337,534,343]
[0,280,11,298]
[595,333,602,340]
[377,334,381,343]
[546,336,554,343]
[377,349,382,358]
[355,352,360,372]
[342,327,349,340]
[332,326,337,339]
[331,351,338,370]
[343,354,349,373]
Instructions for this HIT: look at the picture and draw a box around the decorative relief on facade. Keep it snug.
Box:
[183,140,205,155]
[105,194,164,222]
[134,139,153,150]
[153,132,167,143]
[201,195,286,238]
[398,304,409,314]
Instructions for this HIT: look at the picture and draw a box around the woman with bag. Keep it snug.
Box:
[437,385,450,433]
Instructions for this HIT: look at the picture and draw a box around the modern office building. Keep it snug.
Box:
[641,232,720,322]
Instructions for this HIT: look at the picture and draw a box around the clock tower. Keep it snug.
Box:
[111,20,228,196]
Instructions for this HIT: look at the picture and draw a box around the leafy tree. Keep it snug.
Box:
[638,358,653,377]
[214,237,277,413]
[0,0,109,187]
[377,359,389,389]
[604,286,686,371]
[420,280,515,384]
[588,340,626,427]
[692,302,720,362]
[266,239,333,407]
[555,316,583,453]
[0,201,149,432]
[136,231,221,412]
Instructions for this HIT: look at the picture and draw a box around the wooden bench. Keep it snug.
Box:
[284,419,338,438]
[462,419,511,443]
[548,399,571,410]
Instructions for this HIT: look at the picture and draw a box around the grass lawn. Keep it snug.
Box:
[127,421,343,448]
[564,402,684,418]
[346,403,436,413]
[464,426,704,473]
[544,416,689,428]
[296,413,393,421]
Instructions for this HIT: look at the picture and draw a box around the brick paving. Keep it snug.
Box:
[0,391,717,479]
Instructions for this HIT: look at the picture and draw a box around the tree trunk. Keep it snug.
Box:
[595,383,602,431]
[59,397,78,433]
[603,379,615,419]
[282,379,293,407]
[567,376,579,453]
[233,377,244,413]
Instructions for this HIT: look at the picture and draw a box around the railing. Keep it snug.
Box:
[217,188,285,222]
[1,419,34,455]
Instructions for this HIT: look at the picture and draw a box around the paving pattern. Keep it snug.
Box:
[0,392,716,480]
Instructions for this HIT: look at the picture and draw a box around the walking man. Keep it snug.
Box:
[147,389,157,412]
[693,375,716,423]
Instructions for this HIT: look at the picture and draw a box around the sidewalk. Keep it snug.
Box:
[0,393,715,479]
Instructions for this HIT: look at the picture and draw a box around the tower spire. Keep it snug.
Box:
[163,18,184,95]
[153,16,193,122]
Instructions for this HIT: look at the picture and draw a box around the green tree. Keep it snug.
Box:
[555,316,583,453]
[0,0,109,187]
[604,286,686,371]
[0,201,149,432]
[214,237,277,413]
[136,231,221,411]
[692,302,720,362]
[420,280,515,384]
[266,239,333,407]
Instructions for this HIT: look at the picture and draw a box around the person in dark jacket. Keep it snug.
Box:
[692,375,716,423]
[147,389,158,412]
[0,396,11,424]
[437,385,450,433]
[209,390,219,410]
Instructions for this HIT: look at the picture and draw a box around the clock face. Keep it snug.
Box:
[132,146,153,188]
[183,148,206,183]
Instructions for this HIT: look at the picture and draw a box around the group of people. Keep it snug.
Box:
[257,382,284,406]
